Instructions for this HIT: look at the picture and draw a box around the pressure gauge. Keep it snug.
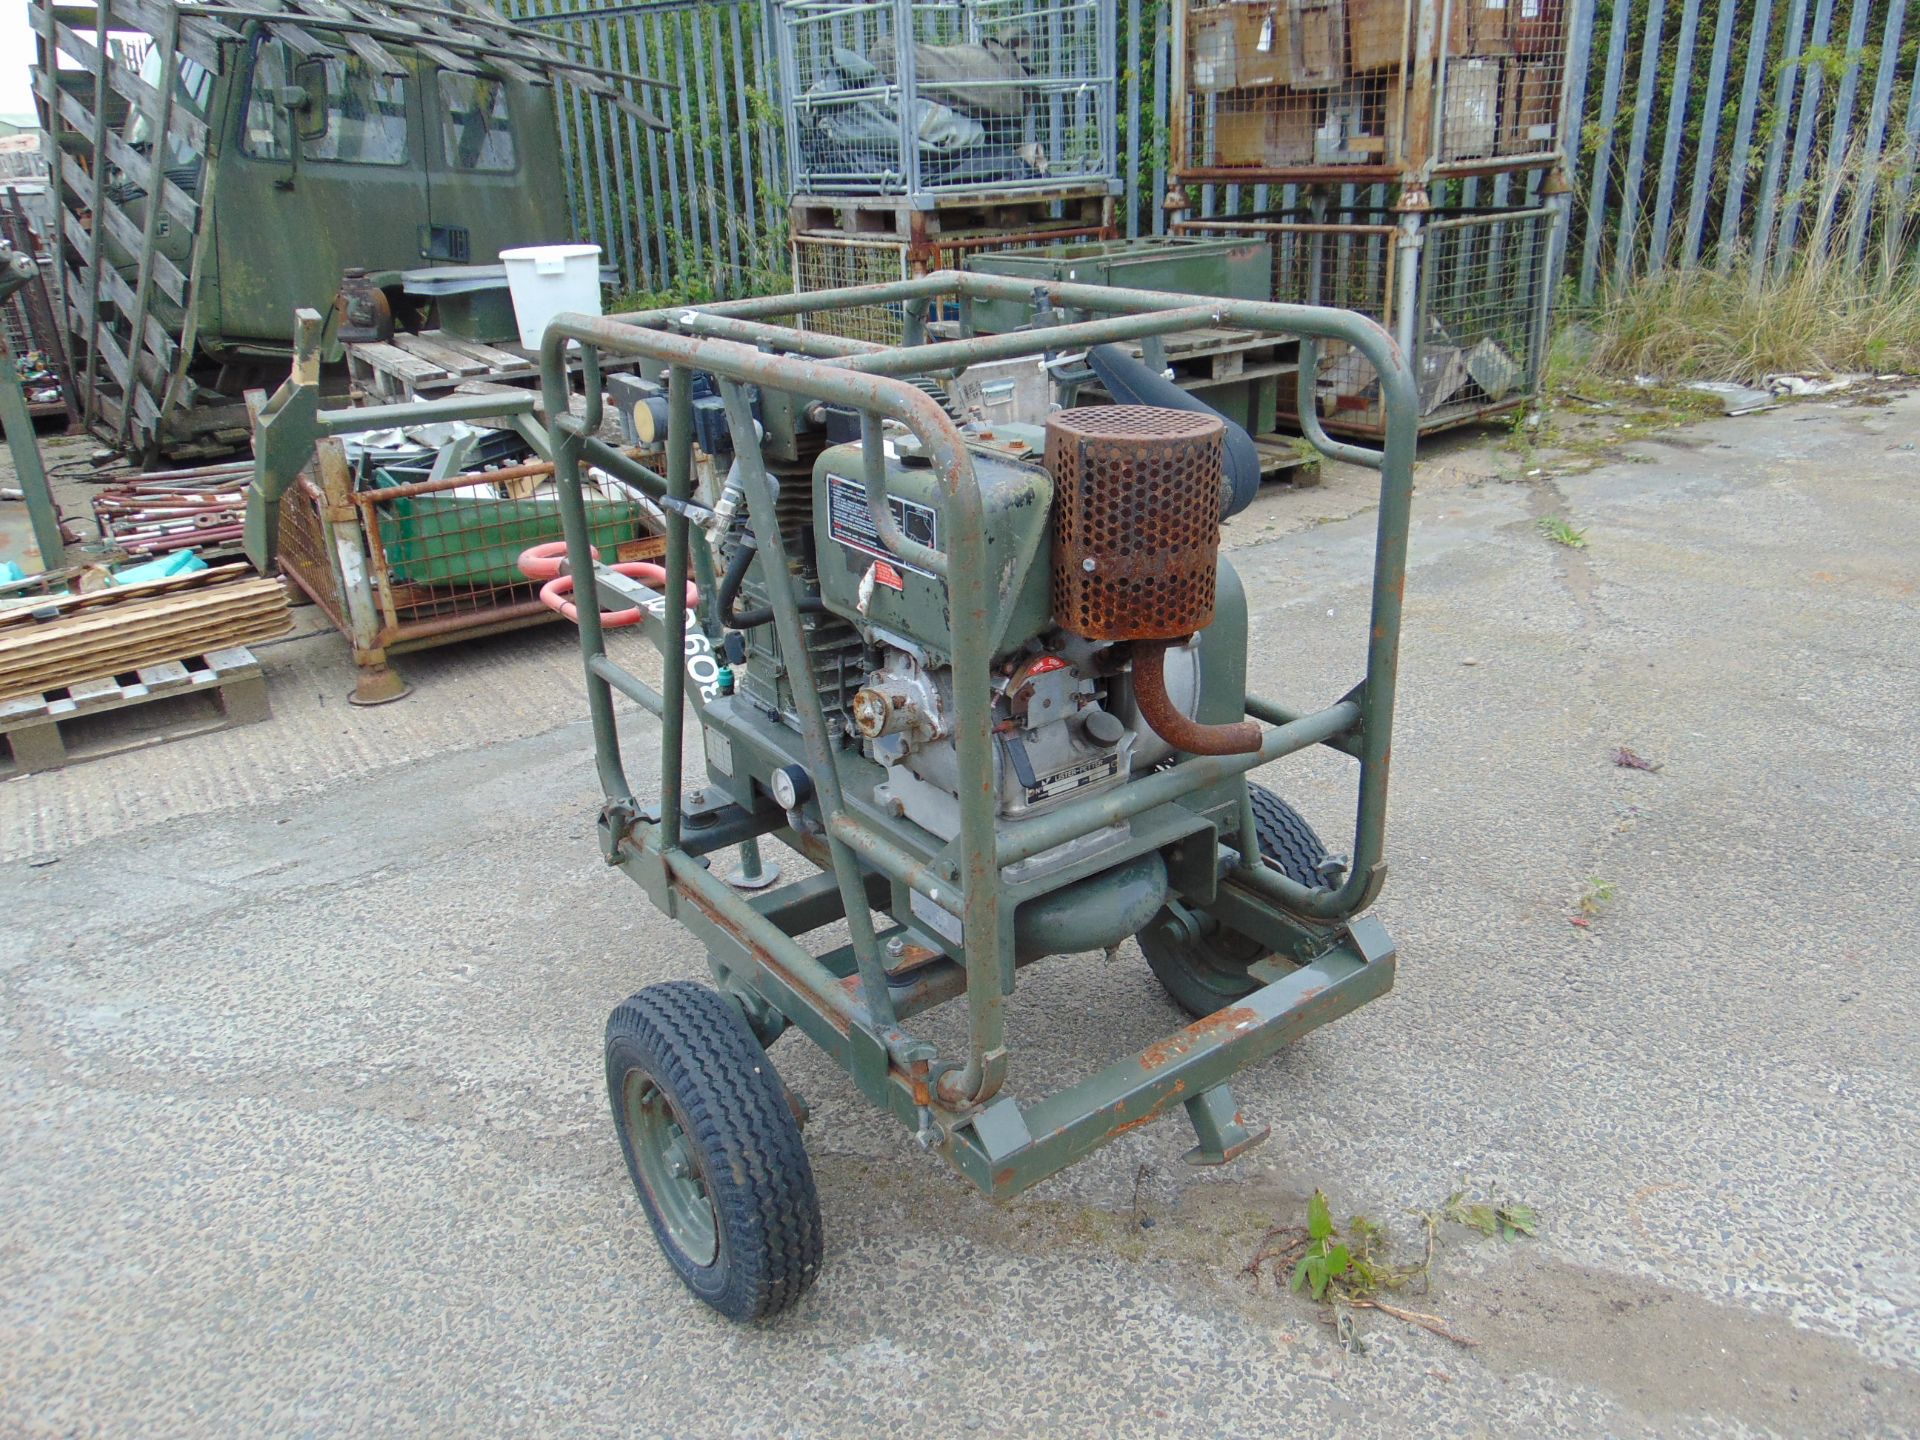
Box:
[770,764,813,812]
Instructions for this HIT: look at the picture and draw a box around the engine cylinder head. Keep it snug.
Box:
[1045,406,1225,642]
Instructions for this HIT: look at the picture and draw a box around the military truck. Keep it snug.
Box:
[30,0,666,458]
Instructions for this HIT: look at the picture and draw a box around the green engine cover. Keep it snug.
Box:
[812,432,1053,665]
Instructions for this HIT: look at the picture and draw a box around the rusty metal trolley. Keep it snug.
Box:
[533,273,1416,1319]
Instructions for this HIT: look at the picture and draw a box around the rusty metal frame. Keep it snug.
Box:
[1168,0,1575,188]
[251,308,570,700]
[539,272,1416,1195]
[1175,203,1553,438]
[790,218,1119,345]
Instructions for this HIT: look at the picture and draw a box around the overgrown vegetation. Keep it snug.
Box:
[1571,255,1920,383]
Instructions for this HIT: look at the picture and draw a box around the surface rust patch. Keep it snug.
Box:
[1139,1006,1262,1071]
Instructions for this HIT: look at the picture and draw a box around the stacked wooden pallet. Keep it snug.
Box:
[344,330,643,405]
[0,565,292,703]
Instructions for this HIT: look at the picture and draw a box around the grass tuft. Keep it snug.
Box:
[1538,517,1588,549]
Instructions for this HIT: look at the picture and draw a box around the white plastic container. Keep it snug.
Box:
[498,243,603,349]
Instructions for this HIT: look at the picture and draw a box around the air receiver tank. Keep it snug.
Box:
[1045,406,1261,757]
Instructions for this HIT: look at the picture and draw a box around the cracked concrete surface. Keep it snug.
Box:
[3,392,1918,1437]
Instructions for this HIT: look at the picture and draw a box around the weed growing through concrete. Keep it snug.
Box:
[1571,876,1618,930]
[1539,516,1588,549]
[1245,1190,1501,1349]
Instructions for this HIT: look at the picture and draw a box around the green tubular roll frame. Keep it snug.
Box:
[539,272,1417,1197]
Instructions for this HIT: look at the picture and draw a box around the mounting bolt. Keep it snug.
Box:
[914,1105,944,1149]
[885,936,906,958]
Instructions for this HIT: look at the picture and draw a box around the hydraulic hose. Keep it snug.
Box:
[717,531,826,630]
[517,541,697,628]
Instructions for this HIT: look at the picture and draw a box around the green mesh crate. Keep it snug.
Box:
[371,469,643,588]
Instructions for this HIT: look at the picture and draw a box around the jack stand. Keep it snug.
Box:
[726,837,780,891]
[349,660,411,706]
[1181,1083,1270,1167]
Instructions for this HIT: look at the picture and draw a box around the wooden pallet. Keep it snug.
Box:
[1252,437,1322,485]
[1113,326,1302,387]
[0,568,292,700]
[344,330,641,405]
[0,646,270,776]
[789,185,1115,242]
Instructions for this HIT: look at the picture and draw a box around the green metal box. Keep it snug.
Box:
[962,237,1274,336]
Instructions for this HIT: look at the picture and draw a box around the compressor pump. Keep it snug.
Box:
[531,275,1414,1322]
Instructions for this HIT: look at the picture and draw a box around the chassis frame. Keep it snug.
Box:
[538,271,1418,1197]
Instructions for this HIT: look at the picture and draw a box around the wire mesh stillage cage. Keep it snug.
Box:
[777,0,1118,199]
[277,447,665,676]
[1178,202,1554,434]
[1175,0,1570,181]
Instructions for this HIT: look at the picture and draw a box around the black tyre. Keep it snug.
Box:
[1138,784,1330,1018]
[605,981,822,1321]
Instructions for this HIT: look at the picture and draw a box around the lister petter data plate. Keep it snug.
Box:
[826,472,938,590]
[1026,751,1120,804]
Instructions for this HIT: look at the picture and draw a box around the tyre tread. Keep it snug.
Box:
[606,981,822,1321]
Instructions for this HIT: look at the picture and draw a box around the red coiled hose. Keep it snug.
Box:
[517,542,699,629]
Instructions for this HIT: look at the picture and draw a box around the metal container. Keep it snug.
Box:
[1046,406,1225,642]
[962,236,1272,335]
[1175,202,1555,438]
[776,0,1118,201]
[1172,0,1573,184]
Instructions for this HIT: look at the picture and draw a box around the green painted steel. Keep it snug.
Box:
[537,271,1416,1196]
[367,465,641,588]
[29,0,628,454]
[811,434,1054,665]
[960,236,1273,336]
[0,249,66,575]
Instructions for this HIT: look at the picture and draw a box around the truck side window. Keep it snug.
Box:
[439,73,516,173]
[240,37,295,161]
[305,58,410,166]
[129,49,212,167]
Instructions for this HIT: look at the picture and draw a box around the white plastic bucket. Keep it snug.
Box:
[498,243,603,349]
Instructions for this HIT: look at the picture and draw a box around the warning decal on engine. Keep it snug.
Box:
[1026,751,1121,805]
[826,472,938,579]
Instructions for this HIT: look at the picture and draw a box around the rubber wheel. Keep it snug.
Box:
[1138,784,1330,1019]
[605,981,822,1321]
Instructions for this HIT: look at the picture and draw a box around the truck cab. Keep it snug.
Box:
[206,36,568,358]
[104,30,568,362]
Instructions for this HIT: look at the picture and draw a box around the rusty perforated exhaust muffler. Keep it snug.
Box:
[1044,406,1260,757]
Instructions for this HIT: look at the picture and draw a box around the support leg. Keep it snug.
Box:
[1181,1083,1269,1167]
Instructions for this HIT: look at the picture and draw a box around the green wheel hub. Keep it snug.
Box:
[621,1070,718,1267]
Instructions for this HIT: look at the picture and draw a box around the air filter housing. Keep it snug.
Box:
[1045,406,1226,642]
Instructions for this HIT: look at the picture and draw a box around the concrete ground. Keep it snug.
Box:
[3,391,1918,1438]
